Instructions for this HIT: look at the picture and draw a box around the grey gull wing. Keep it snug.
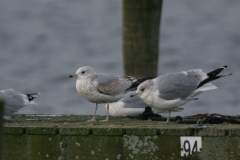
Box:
[97,73,132,96]
[155,70,203,100]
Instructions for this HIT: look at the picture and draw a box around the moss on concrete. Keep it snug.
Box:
[28,135,61,160]
[4,127,25,135]
[159,128,193,136]
[3,115,240,159]
[187,137,240,160]
[60,128,90,135]
[26,127,58,135]
[126,128,156,136]
[93,128,123,136]
[60,135,124,159]
[3,135,29,159]
[194,128,227,136]
[228,129,240,137]
[5,114,240,130]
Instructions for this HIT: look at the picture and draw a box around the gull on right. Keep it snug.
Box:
[135,66,232,123]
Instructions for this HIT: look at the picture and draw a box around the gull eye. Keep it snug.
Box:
[130,95,134,97]
[141,88,145,92]
[81,71,85,74]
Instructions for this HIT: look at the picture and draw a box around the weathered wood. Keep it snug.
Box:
[123,0,163,78]
[0,100,4,160]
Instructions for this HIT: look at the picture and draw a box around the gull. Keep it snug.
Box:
[135,66,232,123]
[69,66,154,122]
[106,91,183,117]
[0,89,40,119]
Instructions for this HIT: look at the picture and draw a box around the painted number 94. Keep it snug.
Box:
[180,136,202,157]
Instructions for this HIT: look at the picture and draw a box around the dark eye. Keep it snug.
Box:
[130,95,134,97]
[141,88,145,92]
[82,71,85,74]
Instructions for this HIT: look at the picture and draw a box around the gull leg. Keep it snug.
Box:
[87,103,98,122]
[99,102,109,122]
[161,110,171,124]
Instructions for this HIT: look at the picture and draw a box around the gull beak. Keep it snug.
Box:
[69,74,77,78]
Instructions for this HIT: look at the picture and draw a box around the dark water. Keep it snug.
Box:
[0,0,239,117]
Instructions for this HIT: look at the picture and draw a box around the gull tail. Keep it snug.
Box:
[187,83,218,101]
[195,83,217,92]
[127,76,155,90]
[197,65,232,89]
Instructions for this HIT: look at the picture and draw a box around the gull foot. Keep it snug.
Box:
[86,118,97,122]
[160,121,169,124]
[99,119,109,122]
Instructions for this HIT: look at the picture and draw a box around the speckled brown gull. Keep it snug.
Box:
[69,66,154,122]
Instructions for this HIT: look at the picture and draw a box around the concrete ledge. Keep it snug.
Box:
[3,115,240,160]
[126,128,156,136]
[4,127,25,135]
[194,128,227,136]
[26,127,58,135]
[60,128,90,135]
[93,128,123,136]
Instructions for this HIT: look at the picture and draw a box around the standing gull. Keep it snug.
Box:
[135,66,232,123]
[0,89,40,119]
[69,66,154,122]
[107,91,183,117]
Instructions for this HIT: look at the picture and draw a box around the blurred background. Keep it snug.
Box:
[0,0,239,117]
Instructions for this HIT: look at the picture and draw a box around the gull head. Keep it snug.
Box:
[125,91,137,98]
[136,80,154,99]
[69,66,96,80]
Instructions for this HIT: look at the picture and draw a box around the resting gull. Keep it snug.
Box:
[69,66,154,122]
[0,89,40,119]
[135,66,232,123]
[106,91,183,117]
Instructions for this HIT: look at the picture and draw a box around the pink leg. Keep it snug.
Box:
[87,104,98,122]
[161,110,171,124]
[99,102,109,122]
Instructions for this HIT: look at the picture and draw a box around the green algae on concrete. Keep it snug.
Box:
[159,128,193,136]
[60,127,90,135]
[3,115,240,160]
[126,128,156,136]
[26,127,58,135]
[60,135,124,159]
[194,128,227,136]
[28,135,61,160]
[227,129,240,137]
[185,137,240,160]
[4,127,25,135]
[122,135,182,160]
[93,128,123,136]
[3,135,29,159]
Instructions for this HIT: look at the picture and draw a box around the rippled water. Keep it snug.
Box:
[0,0,239,117]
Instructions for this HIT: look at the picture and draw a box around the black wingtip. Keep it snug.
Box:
[26,93,40,101]
[197,66,231,89]
[126,76,155,91]
[69,75,73,78]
